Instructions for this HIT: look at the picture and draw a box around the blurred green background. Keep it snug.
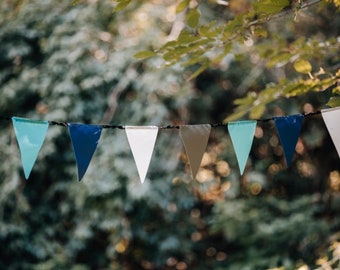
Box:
[0,0,340,269]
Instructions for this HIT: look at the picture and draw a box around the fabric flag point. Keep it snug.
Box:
[125,126,159,183]
[274,114,303,167]
[180,124,211,179]
[68,124,102,181]
[12,117,49,179]
[322,107,340,158]
[228,120,256,175]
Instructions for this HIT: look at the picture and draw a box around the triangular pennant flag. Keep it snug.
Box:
[125,126,158,183]
[274,114,303,167]
[322,107,340,157]
[228,120,256,175]
[68,124,102,181]
[12,117,49,179]
[179,124,211,179]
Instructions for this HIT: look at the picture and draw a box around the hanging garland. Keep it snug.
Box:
[0,110,322,129]
[2,108,340,182]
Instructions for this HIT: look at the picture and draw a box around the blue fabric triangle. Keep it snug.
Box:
[228,120,256,175]
[274,114,303,167]
[12,117,49,179]
[68,124,102,181]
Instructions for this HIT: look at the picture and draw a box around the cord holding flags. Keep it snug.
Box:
[3,107,340,182]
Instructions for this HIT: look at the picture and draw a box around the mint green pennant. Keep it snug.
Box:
[12,117,49,179]
[228,120,256,175]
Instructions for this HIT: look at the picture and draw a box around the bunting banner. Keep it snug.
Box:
[179,124,211,179]
[228,120,257,175]
[274,114,304,167]
[68,124,102,181]
[12,117,49,179]
[6,108,340,182]
[125,126,158,183]
[321,107,340,158]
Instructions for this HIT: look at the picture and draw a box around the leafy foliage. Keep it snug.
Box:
[130,0,340,120]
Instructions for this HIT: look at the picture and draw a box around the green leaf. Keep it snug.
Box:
[318,77,337,92]
[252,27,268,38]
[198,21,216,37]
[267,52,291,68]
[113,0,131,12]
[176,0,190,13]
[234,94,256,106]
[160,40,178,50]
[134,50,157,59]
[181,55,208,67]
[178,30,201,44]
[249,104,266,119]
[254,0,289,15]
[174,41,208,56]
[332,85,340,94]
[187,62,211,80]
[162,50,180,62]
[336,68,340,77]
[172,45,195,55]
[71,0,82,5]
[186,8,200,28]
[327,96,340,107]
[283,81,310,97]
[294,59,312,74]
[223,14,244,34]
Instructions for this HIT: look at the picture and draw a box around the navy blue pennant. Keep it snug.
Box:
[274,114,303,167]
[68,124,102,181]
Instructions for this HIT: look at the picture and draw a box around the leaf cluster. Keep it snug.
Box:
[128,0,340,119]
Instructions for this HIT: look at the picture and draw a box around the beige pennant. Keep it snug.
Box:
[179,124,211,179]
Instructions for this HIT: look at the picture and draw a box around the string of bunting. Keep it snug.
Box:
[2,107,340,183]
[0,110,322,129]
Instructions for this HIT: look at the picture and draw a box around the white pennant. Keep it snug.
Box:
[125,126,158,183]
[180,124,211,179]
[322,107,340,158]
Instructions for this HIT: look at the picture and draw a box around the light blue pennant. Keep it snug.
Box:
[274,114,303,167]
[228,120,257,175]
[12,117,49,179]
[68,124,102,181]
